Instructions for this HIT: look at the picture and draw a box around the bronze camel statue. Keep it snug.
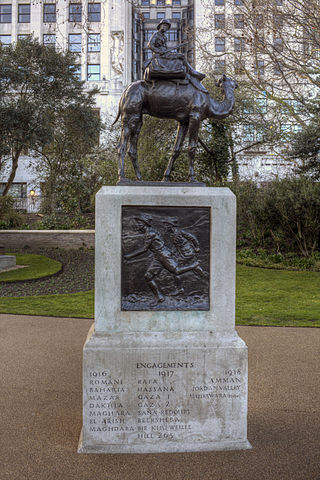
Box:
[113,74,238,182]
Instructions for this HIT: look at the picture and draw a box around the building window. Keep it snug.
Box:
[17,34,30,40]
[143,49,153,61]
[69,34,82,52]
[0,183,27,198]
[167,29,178,41]
[243,125,255,142]
[0,35,11,46]
[273,37,283,51]
[88,3,101,22]
[273,61,283,75]
[73,65,81,80]
[0,4,12,23]
[256,127,264,141]
[43,4,56,22]
[144,29,157,42]
[253,14,263,30]
[142,12,150,19]
[87,64,100,81]
[280,124,291,136]
[292,124,302,133]
[69,4,82,22]
[254,60,264,75]
[214,59,225,74]
[172,0,181,5]
[141,0,150,5]
[43,34,56,46]
[215,0,224,5]
[157,0,165,5]
[157,12,165,19]
[256,98,267,113]
[290,100,303,113]
[88,33,100,52]
[18,4,31,23]
[234,0,243,4]
[234,37,245,52]
[172,11,181,19]
[215,14,225,29]
[234,14,244,29]
[215,37,225,52]
[273,13,283,29]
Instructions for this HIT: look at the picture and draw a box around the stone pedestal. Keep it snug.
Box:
[0,255,16,271]
[78,186,251,453]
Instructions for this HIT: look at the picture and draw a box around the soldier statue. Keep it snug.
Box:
[145,19,208,93]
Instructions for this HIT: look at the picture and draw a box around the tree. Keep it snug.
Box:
[289,112,320,178]
[0,36,101,196]
[197,0,320,170]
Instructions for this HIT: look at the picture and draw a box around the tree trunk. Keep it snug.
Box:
[2,147,22,196]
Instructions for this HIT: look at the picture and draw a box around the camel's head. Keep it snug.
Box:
[216,74,238,92]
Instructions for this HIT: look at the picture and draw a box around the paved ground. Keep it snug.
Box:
[0,314,319,480]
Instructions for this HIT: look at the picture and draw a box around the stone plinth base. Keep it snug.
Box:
[0,255,16,271]
[78,326,251,454]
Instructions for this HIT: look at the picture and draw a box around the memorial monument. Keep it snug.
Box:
[78,21,250,454]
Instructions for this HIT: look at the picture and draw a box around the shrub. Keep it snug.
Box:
[232,177,320,257]
[37,213,92,230]
[0,196,23,229]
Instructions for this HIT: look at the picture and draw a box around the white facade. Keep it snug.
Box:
[1,0,308,205]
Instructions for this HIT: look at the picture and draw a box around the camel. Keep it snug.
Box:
[113,74,238,183]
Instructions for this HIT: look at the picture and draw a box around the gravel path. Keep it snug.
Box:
[1,249,94,297]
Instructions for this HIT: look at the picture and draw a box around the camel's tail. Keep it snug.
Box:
[112,109,121,126]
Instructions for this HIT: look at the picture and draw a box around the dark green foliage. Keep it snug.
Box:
[197,120,231,183]
[136,116,189,182]
[36,213,94,230]
[0,196,23,229]
[232,177,320,257]
[237,248,320,271]
[289,120,320,179]
[0,36,101,197]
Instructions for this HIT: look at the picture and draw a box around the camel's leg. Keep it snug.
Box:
[162,122,188,182]
[127,116,143,181]
[117,120,130,181]
[188,114,201,182]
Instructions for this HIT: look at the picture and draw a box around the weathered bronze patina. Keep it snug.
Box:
[113,20,238,184]
[121,206,210,311]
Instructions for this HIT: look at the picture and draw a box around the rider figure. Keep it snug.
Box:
[147,19,208,93]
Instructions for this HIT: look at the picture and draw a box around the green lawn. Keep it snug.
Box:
[0,254,61,282]
[0,290,94,318]
[236,265,320,326]
[0,264,319,325]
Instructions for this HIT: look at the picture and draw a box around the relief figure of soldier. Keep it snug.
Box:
[122,207,210,311]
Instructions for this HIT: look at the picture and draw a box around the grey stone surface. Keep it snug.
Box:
[94,186,236,334]
[0,255,16,270]
[0,230,95,250]
[79,186,250,453]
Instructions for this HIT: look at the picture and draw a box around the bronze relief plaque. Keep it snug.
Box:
[121,206,210,311]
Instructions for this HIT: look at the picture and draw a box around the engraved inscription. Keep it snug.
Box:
[121,206,210,311]
[85,362,244,443]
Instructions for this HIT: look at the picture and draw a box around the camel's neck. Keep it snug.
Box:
[207,88,235,120]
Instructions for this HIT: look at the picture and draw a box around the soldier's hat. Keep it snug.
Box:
[133,215,153,226]
[157,19,171,30]
[163,217,178,226]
